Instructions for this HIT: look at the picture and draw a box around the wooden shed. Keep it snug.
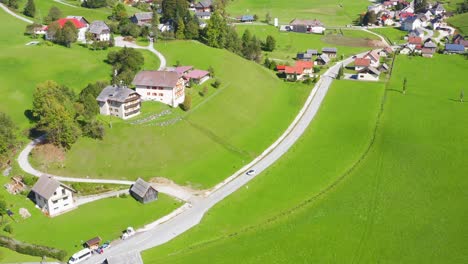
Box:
[130,178,158,204]
[85,236,101,249]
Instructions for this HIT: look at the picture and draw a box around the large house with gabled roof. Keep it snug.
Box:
[96,85,141,119]
[31,176,76,217]
[45,18,88,42]
[132,71,185,107]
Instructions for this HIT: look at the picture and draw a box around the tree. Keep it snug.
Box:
[0,200,6,222]
[337,64,344,80]
[414,0,428,13]
[46,21,61,41]
[24,23,42,37]
[111,3,127,21]
[23,0,36,18]
[208,66,215,77]
[362,11,377,25]
[402,77,407,94]
[253,14,258,21]
[150,10,160,38]
[182,94,192,111]
[82,0,107,8]
[176,16,185,39]
[0,112,16,156]
[184,14,200,39]
[265,12,271,24]
[107,47,144,85]
[264,35,276,51]
[6,0,18,9]
[460,89,464,102]
[44,6,62,24]
[58,20,78,47]
[161,0,188,22]
[206,11,227,48]
[82,120,105,139]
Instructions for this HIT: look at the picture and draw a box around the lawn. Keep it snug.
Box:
[370,27,408,45]
[0,247,44,263]
[36,40,310,188]
[236,25,383,63]
[226,0,370,26]
[448,12,468,36]
[0,174,181,256]
[142,55,468,263]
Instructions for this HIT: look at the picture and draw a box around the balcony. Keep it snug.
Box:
[125,109,140,117]
[124,102,141,110]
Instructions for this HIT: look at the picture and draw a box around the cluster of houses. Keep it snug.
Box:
[280,18,326,34]
[275,47,337,81]
[350,48,392,81]
[97,66,210,120]
[30,175,158,217]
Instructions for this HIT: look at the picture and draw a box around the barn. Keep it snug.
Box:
[130,178,158,204]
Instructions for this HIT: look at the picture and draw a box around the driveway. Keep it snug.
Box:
[114,36,167,70]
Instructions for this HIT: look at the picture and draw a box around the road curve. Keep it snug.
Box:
[114,36,167,70]
[0,3,33,23]
[82,52,367,264]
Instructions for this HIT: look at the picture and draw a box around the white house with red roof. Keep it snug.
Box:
[284,61,314,81]
[354,58,371,71]
[45,18,88,43]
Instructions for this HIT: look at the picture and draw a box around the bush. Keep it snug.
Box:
[212,79,221,88]
[22,174,38,187]
[0,235,67,261]
[3,225,12,234]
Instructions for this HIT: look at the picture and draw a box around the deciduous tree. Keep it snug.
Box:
[23,0,36,18]
[0,112,16,156]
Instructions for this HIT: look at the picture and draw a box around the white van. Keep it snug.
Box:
[68,248,92,264]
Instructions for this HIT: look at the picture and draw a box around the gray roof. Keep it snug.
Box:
[322,47,337,53]
[31,175,75,200]
[132,71,181,88]
[359,66,380,75]
[89,20,110,34]
[290,19,324,27]
[297,53,312,59]
[134,12,153,21]
[241,15,254,21]
[130,178,155,198]
[195,0,213,8]
[306,49,318,55]
[96,85,138,103]
[424,41,437,48]
[196,11,211,17]
[316,53,330,63]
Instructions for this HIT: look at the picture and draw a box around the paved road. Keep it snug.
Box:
[53,0,77,8]
[0,3,33,23]
[114,36,167,70]
[82,53,365,264]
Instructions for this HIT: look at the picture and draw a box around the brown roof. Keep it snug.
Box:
[365,50,380,61]
[132,71,181,88]
[85,237,102,247]
[31,176,75,200]
[355,58,371,67]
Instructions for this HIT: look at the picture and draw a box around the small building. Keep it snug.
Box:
[240,15,255,23]
[88,20,111,42]
[444,44,465,54]
[401,16,421,31]
[45,18,88,43]
[379,46,393,57]
[296,52,312,61]
[421,48,435,58]
[85,237,102,250]
[363,50,380,67]
[131,12,153,26]
[130,178,158,204]
[195,11,211,20]
[408,28,424,38]
[96,85,141,120]
[289,19,325,34]
[132,70,185,107]
[306,49,319,56]
[357,67,380,81]
[167,65,194,76]
[66,16,90,28]
[184,69,210,84]
[378,63,389,72]
[354,58,371,71]
[407,36,422,50]
[432,3,446,16]
[195,0,213,12]
[322,47,337,58]
[315,53,330,65]
[31,176,76,217]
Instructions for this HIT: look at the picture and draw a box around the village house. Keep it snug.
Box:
[378,63,389,73]
[296,52,312,61]
[88,20,110,42]
[195,0,213,12]
[131,12,153,26]
[322,47,337,58]
[289,19,325,34]
[444,44,465,54]
[453,35,468,49]
[283,61,314,81]
[184,69,210,84]
[402,17,421,31]
[315,53,330,65]
[363,50,380,67]
[407,36,422,51]
[130,178,158,204]
[31,175,76,217]
[421,48,435,58]
[45,18,88,43]
[240,15,255,23]
[408,28,424,38]
[357,67,381,81]
[379,46,394,57]
[196,11,211,20]
[132,71,185,107]
[66,16,90,28]
[96,85,141,120]
[432,3,446,16]
[354,58,371,71]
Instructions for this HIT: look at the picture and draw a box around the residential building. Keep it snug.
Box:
[432,4,446,16]
[379,47,394,57]
[357,67,381,81]
[184,69,210,84]
[363,50,380,67]
[284,61,314,81]
[132,71,185,107]
[289,19,325,34]
[378,63,390,72]
[45,18,88,42]
[408,28,424,38]
[96,85,141,120]
[407,36,422,50]
[297,52,312,61]
[307,49,319,56]
[195,0,213,12]
[421,48,435,58]
[240,15,255,23]
[401,17,421,31]
[315,53,330,65]
[130,178,158,204]
[31,176,76,217]
[131,12,153,26]
[66,16,90,27]
[322,47,337,58]
[444,44,465,54]
[196,11,211,20]
[88,20,110,42]
[354,58,371,71]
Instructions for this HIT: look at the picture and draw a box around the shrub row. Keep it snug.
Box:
[0,235,67,261]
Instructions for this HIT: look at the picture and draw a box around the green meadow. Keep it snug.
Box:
[370,27,408,45]
[142,55,468,263]
[448,12,468,36]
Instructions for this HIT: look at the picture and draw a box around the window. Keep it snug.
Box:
[52,200,58,204]
[153,93,157,96]
[53,191,57,195]
[159,93,163,96]
[64,203,69,207]
[62,189,66,195]
[54,207,59,210]
[147,92,151,96]
[63,196,68,201]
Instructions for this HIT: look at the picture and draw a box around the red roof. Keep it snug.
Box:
[354,58,371,67]
[408,36,422,44]
[295,61,313,69]
[45,18,86,30]
[285,61,314,75]
[285,66,300,74]
[276,65,286,71]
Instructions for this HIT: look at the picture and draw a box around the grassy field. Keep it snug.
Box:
[36,40,310,188]
[370,27,408,45]
[0,174,181,255]
[142,54,468,263]
[227,0,370,26]
[0,247,44,263]
[448,12,468,36]
[236,25,383,63]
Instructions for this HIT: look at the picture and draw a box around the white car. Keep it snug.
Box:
[121,227,135,240]
[246,169,256,176]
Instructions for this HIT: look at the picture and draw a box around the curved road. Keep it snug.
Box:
[114,36,167,70]
[0,3,33,23]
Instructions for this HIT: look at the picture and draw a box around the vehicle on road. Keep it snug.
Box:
[121,227,135,240]
[246,169,256,176]
[68,248,92,264]
[99,241,111,250]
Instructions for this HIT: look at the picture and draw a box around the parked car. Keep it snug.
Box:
[246,169,256,176]
[121,227,135,240]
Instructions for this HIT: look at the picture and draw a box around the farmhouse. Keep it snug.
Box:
[289,19,325,34]
[196,11,211,20]
[88,21,110,42]
[31,176,76,217]
[315,53,330,65]
[45,18,88,43]
[421,48,435,58]
[96,85,141,120]
[407,36,422,50]
[240,15,255,23]
[357,67,381,81]
[354,58,371,71]
[322,47,337,58]
[130,178,158,204]
[401,17,421,31]
[66,16,90,27]
[132,71,185,107]
[363,50,380,67]
[283,61,314,81]
[379,47,393,57]
[131,12,153,26]
[184,69,210,84]
[444,44,465,54]
[195,0,213,12]
[296,52,312,61]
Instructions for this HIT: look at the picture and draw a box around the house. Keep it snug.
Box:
[168,66,193,76]
[407,36,422,50]
[97,85,141,119]
[307,49,319,56]
[408,28,424,38]
[195,0,213,12]
[401,17,421,31]
[240,15,255,23]
[184,69,210,84]
[421,48,435,58]
[132,71,185,107]
[423,40,437,51]
[399,47,411,55]
[379,47,393,57]
[289,19,325,34]
[66,16,89,28]
[276,65,286,73]
[363,50,380,67]
[31,175,76,217]
[452,34,464,44]
[357,67,381,81]
[297,52,312,61]
[158,23,173,32]
[354,58,371,71]
[45,18,88,42]
[131,12,153,26]
[85,237,102,250]
[284,61,314,81]
[367,4,383,14]
[315,53,330,65]
[130,178,158,204]
[88,20,110,42]
[444,44,465,54]
[432,3,445,16]
[322,47,337,58]
[196,11,211,20]
[378,63,390,72]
